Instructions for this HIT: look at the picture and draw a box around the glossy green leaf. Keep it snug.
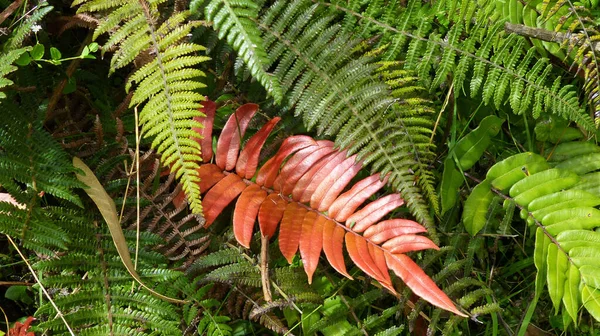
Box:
[546,243,568,313]
[556,230,600,253]
[486,152,549,191]
[570,247,600,269]
[556,153,600,175]
[509,169,579,207]
[30,44,44,60]
[453,115,504,170]
[548,141,600,162]
[563,264,580,325]
[580,265,600,288]
[534,228,551,299]
[462,179,494,236]
[50,47,61,60]
[582,284,600,321]
[440,156,464,214]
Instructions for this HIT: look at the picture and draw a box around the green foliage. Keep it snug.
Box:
[33,208,181,335]
[441,115,504,214]
[201,0,283,102]
[322,0,596,132]
[72,0,210,214]
[3,0,600,334]
[464,140,600,325]
[0,48,28,99]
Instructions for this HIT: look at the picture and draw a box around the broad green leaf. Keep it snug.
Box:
[487,152,549,192]
[570,247,600,268]
[546,243,568,313]
[556,230,600,253]
[14,52,31,66]
[462,179,494,236]
[73,157,185,304]
[582,284,600,321]
[580,265,600,288]
[30,44,44,60]
[534,228,550,299]
[440,156,464,214]
[50,47,61,60]
[453,115,504,170]
[509,169,579,207]
[563,264,580,325]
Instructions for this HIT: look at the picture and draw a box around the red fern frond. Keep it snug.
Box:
[179,100,466,317]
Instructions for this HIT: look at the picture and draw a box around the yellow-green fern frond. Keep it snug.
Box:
[72,0,209,213]
[0,48,29,99]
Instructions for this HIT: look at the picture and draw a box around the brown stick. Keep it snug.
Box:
[0,281,33,286]
[0,0,24,26]
[504,22,600,53]
[260,234,272,302]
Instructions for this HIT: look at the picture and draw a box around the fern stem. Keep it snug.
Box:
[504,22,600,53]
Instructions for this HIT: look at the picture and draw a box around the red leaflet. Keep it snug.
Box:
[346,194,405,233]
[291,151,336,202]
[345,233,387,284]
[172,189,187,209]
[385,253,467,317]
[300,212,324,283]
[363,219,427,244]
[236,117,281,179]
[8,316,35,336]
[368,243,395,293]
[216,103,259,171]
[256,135,317,187]
[311,155,361,211]
[258,194,287,238]
[322,220,351,279]
[382,235,439,254]
[197,164,226,193]
[203,174,248,227]
[193,99,216,162]
[329,173,388,222]
[279,203,307,263]
[234,185,267,248]
[274,141,335,194]
[295,150,347,203]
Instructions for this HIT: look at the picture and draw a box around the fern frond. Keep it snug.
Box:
[463,142,600,324]
[0,48,29,99]
[178,101,465,316]
[197,0,283,102]
[317,0,596,132]
[73,0,209,214]
[33,207,182,334]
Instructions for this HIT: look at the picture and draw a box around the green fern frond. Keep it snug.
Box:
[73,0,209,214]
[195,0,283,102]
[462,142,600,324]
[317,0,596,132]
[4,4,53,50]
[33,207,183,335]
[0,48,29,99]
